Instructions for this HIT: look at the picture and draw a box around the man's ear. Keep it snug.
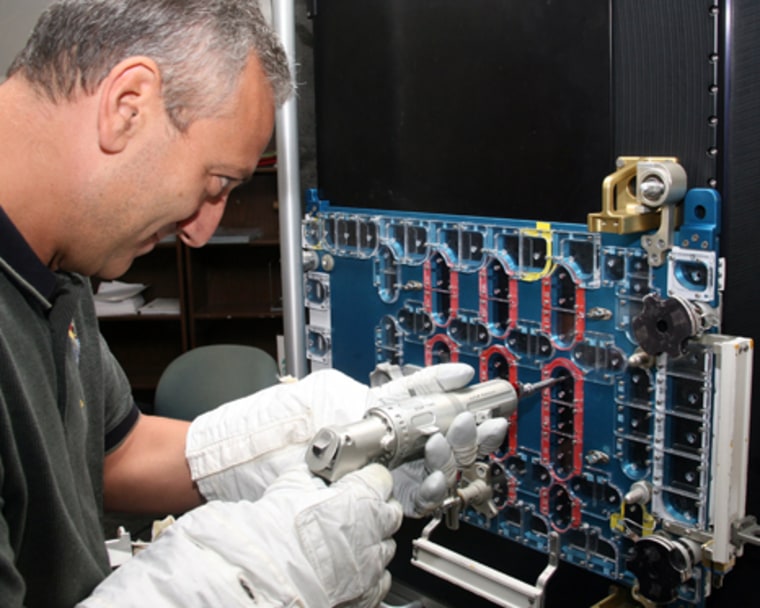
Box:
[97,57,163,153]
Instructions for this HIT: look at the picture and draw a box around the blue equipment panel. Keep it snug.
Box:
[302,181,751,607]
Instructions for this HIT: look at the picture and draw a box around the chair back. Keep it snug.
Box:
[154,344,279,420]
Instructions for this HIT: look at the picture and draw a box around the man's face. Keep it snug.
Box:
[84,54,276,279]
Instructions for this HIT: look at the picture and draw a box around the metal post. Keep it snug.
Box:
[272,0,308,377]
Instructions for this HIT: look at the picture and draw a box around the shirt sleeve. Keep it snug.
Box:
[97,333,140,453]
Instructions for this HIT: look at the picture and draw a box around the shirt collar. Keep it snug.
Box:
[0,206,58,300]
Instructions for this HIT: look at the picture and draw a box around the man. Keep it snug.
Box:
[0,1,395,605]
[0,1,497,605]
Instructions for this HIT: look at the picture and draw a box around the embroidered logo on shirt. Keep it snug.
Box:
[68,321,81,365]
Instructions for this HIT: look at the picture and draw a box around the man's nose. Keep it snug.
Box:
[178,199,227,247]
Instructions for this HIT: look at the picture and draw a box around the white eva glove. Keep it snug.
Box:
[80,463,403,608]
[185,363,474,503]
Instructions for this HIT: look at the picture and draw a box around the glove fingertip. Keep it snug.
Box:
[424,432,451,463]
[447,412,478,466]
[419,471,447,503]
[476,417,509,456]
[401,471,447,518]
[434,363,475,392]
[478,417,509,439]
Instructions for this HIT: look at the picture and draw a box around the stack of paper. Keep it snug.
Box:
[138,298,180,316]
[94,281,146,317]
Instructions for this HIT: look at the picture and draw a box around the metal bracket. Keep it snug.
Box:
[587,157,669,235]
[732,515,760,549]
[641,202,678,267]
[412,517,560,608]
[587,157,686,241]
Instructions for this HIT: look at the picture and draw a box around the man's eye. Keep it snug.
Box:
[211,176,236,198]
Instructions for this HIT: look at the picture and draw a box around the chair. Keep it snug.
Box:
[153,344,280,421]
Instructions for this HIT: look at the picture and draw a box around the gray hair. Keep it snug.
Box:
[7,0,293,130]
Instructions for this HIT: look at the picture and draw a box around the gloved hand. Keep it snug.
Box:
[392,411,509,517]
[185,363,474,502]
[80,464,403,608]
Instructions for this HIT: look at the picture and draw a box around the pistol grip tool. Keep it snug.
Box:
[306,375,563,482]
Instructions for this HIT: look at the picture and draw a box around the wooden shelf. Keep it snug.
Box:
[98,314,183,322]
[192,307,283,320]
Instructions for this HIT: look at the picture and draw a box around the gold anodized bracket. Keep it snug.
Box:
[587,156,681,235]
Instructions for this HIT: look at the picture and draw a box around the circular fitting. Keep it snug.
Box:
[640,175,667,205]
[631,294,700,357]
[636,161,687,208]
[302,249,319,272]
[624,480,653,505]
[627,534,701,604]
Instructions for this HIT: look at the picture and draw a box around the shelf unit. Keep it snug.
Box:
[96,169,282,409]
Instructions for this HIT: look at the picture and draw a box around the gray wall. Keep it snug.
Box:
[0,0,52,78]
